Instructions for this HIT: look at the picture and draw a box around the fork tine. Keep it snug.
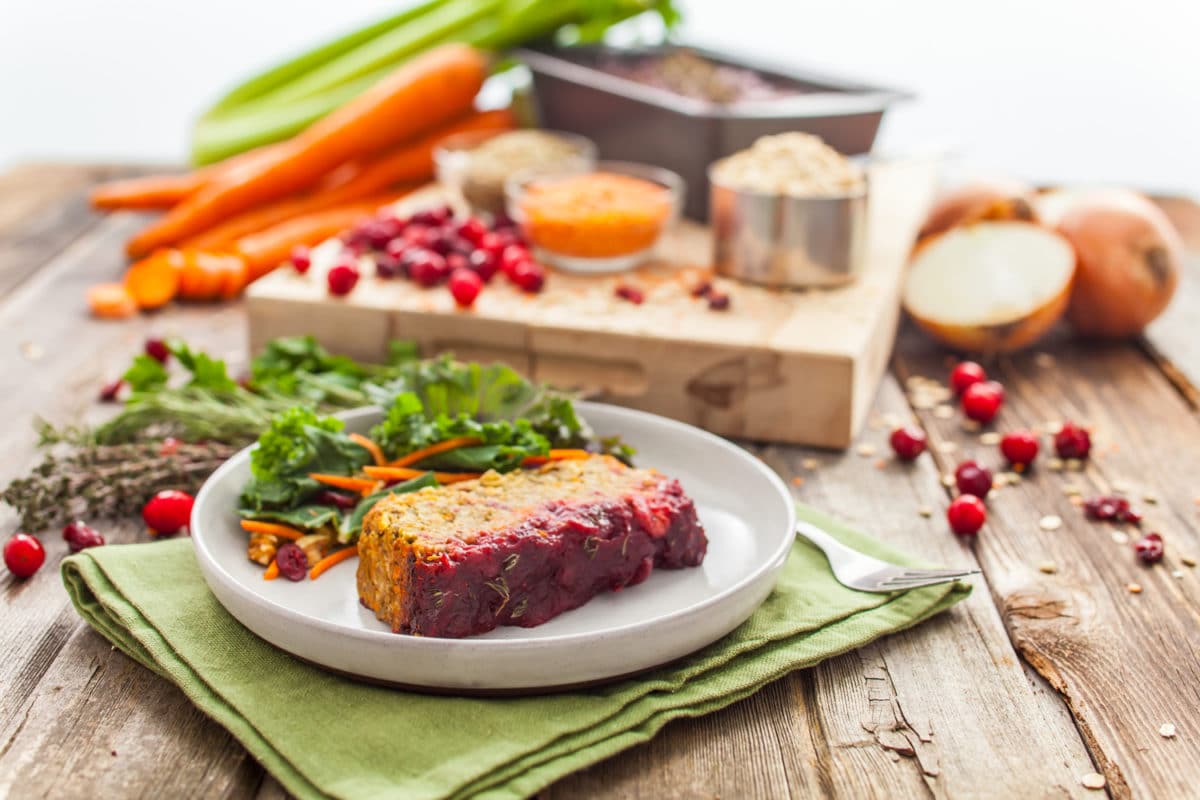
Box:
[896,568,980,580]
[879,571,978,588]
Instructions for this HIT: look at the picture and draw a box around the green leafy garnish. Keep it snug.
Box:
[241,408,370,511]
[123,355,169,392]
[169,340,237,391]
[237,504,341,530]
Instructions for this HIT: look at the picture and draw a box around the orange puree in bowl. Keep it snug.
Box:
[518,172,672,258]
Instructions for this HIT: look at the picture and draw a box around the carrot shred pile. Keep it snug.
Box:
[240,519,305,541]
[310,546,359,580]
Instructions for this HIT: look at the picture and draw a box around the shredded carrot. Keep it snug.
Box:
[362,480,386,497]
[349,433,386,467]
[388,436,482,468]
[240,519,305,540]
[309,546,359,580]
[263,560,280,580]
[309,473,379,493]
[548,449,592,460]
[523,449,594,467]
[362,465,481,484]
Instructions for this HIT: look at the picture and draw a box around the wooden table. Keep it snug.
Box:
[2,164,1199,799]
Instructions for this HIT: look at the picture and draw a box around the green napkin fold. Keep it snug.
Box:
[62,504,969,800]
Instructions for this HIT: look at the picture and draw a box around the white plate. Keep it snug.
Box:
[191,402,795,693]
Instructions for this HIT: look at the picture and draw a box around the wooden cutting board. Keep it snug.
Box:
[247,159,936,448]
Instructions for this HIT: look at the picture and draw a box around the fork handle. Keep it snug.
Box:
[794,519,856,561]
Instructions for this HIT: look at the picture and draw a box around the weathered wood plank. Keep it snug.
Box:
[547,377,1096,799]
[1141,196,1200,406]
[895,328,1200,799]
[0,210,253,798]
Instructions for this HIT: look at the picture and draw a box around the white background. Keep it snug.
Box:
[1,0,1198,196]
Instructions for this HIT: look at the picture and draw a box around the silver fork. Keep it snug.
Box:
[795,520,980,592]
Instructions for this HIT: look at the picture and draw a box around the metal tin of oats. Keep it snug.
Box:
[709,172,867,289]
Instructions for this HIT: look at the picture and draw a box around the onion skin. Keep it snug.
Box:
[909,277,1073,353]
[1054,190,1182,338]
[917,180,1038,245]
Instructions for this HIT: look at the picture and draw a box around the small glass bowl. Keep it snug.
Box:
[433,129,597,217]
[505,161,685,273]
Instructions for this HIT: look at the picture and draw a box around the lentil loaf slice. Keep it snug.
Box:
[357,455,707,638]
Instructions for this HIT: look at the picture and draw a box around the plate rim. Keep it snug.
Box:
[191,401,796,652]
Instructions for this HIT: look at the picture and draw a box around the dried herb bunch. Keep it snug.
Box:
[3,441,238,531]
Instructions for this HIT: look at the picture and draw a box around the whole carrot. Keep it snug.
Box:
[181,108,512,250]
[91,142,286,211]
[126,44,486,257]
[234,190,411,281]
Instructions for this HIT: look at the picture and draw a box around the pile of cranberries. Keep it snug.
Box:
[296,205,546,308]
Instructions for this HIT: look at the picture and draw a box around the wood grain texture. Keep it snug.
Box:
[546,378,1096,799]
[4,164,1199,800]
[895,328,1200,800]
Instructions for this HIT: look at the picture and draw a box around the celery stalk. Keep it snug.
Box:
[204,0,450,118]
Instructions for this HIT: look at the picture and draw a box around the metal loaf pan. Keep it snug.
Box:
[518,44,907,220]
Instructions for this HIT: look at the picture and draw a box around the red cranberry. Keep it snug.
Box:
[1134,532,1164,565]
[4,534,45,578]
[707,292,731,311]
[889,426,927,461]
[691,280,714,298]
[477,231,506,258]
[142,490,194,536]
[954,460,993,498]
[445,252,470,273]
[408,251,449,287]
[290,245,312,274]
[961,380,1004,423]
[326,262,360,296]
[500,245,531,278]
[467,249,498,282]
[402,225,432,248]
[492,210,517,230]
[947,495,986,536]
[384,238,409,261]
[314,490,359,510]
[510,260,545,293]
[950,361,987,395]
[99,378,124,403]
[144,338,170,364]
[448,268,483,308]
[1000,429,1039,466]
[411,206,452,227]
[275,542,309,581]
[374,254,402,279]
[62,521,105,553]
[615,284,644,304]
[1082,495,1140,524]
[1054,421,1091,459]
[456,217,489,245]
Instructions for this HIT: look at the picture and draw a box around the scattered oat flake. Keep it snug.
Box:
[1046,458,1064,472]
[1039,515,1063,531]
[801,458,820,470]
[917,506,933,518]
[1002,471,1021,485]
[19,341,45,361]
[1062,484,1082,496]
[1046,421,1063,435]
[1038,561,1058,574]
[1065,459,1084,472]
[882,413,900,428]
[936,441,957,454]
[1080,772,1106,790]
[868,416,885,431]
[911,396,936,410]
[1112,530,1130,544]
[961,419,981,433]
[1181,555,1197,567]
[933,404,954,419]
[942,474,956,487]
[1069,496,1084,507]
[993,474,1009,488]
[1159,723,1177,738]
[1172,570,1183,579]
[1112,480,1131,493]
[1127,582,1143,594]
[1144,493,1159,504]
[857,444,877,457]
[979,432,1002,445]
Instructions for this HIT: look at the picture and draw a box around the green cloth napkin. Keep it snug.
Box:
[61,504,968,800]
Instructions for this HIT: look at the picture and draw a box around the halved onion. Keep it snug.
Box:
[903,221,1076,352]
[916,180,1038,245]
